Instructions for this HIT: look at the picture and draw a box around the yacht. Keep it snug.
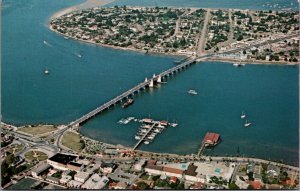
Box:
[241,112,246,119]
[244,119,252,127]
[44,68,49,75]
[188,90,198,95]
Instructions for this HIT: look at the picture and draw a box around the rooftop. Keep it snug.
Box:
[48,153,77,165]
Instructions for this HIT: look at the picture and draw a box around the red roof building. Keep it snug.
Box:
[203,132,220,146]
[170,176,178,184]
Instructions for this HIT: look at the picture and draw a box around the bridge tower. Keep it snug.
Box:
[149,79,154,88]
[157,75,162,83]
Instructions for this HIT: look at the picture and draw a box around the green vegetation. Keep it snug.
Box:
[61,131,85,153]
[24,151,48,162]
[18,125,57,135]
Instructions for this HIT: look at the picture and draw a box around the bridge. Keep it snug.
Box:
[46,57,198,140]
[47,32,297,141]
[133,123,157,150]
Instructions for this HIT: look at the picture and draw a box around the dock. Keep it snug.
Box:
[133,123,157,150]
[197,132,221,157]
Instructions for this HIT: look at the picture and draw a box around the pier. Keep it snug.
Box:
[133,123,157,150]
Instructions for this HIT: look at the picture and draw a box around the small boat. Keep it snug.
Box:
[44,68,49,75]
[169,123,178,127]
[244,119,252,127]
[188,90,198,95]
[241,112,246,119]
[122,98,134,108]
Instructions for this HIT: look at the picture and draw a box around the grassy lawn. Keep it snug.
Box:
[7,144,24,154]
[61,131,84,153]
[18,125,57,135]
[25,151,48,162]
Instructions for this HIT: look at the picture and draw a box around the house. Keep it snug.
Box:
[68,180,83,188]
[100,162,117,174]
[31,162,51,178]
[74,171,90,183]
[170,176,178,184]
[267,164,280,177]
[60,175,72,184]
[190,182,205,189]
[81,174,109,189]
[110,181,128,189]
[46,176,60,184]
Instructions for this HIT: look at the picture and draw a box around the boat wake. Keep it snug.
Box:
[43,40,53,48]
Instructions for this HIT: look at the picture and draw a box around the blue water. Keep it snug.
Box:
[2,0,299,166]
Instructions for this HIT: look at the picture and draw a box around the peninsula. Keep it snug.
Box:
[50,6,299,64]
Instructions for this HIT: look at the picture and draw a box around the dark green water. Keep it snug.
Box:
[2,0,299,166]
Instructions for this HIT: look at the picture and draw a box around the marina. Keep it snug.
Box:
[133,118,178,150]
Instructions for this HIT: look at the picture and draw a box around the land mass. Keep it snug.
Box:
[49,6,299,64]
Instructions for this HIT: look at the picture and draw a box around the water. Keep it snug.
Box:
[2,0,299,166]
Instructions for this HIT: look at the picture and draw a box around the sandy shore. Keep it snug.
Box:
[50,0,115,20]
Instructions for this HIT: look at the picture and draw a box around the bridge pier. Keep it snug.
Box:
[157,75,162,83]
[149,79,154,88]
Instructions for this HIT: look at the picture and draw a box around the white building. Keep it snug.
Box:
[134,159,146,171]
[81,174,109,189]
[74,171,91,183]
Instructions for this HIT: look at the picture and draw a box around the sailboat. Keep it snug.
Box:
[244,119,251,127]
[241,112,246,119]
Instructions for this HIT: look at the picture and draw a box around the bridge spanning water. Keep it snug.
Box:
[68,58,197,127]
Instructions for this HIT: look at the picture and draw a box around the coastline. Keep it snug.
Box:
[49,5,299,65]
[50,0,116,20]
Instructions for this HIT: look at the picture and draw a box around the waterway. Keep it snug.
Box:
[2,0,299,166]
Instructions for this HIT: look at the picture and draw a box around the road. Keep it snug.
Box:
[196,9,211,56]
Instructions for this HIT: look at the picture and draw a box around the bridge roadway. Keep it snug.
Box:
[46,57,198,140]
[69,58,197,127]
[133,123,157,150]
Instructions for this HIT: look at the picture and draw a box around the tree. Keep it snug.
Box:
[247,185,254,189]
[229,182,239,189]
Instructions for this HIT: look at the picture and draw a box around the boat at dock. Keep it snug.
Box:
[188,90,198,95]
[122,98,134,108]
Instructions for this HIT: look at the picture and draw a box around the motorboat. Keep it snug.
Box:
[188,90,198,95]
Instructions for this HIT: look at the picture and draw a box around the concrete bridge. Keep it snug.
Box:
[67,58,197,128]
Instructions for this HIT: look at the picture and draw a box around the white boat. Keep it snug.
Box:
[244,120,252,127]
[241,112,246,119]
[44,68,49,75]
[169,123,178,127]
[188,90,198,95]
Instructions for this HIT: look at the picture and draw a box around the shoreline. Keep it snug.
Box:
[49,5,299,65]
